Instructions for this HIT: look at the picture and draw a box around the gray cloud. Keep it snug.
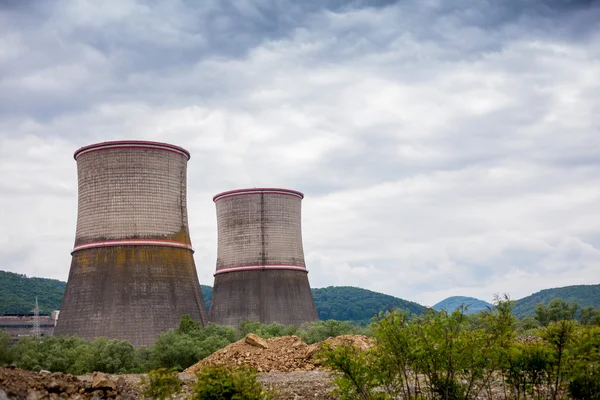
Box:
[1,0,599,305]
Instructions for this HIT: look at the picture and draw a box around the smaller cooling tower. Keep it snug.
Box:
[55,140,208,346]
[208,188,319,327]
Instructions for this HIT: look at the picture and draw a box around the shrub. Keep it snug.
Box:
[0,330,11,365]
[317,344,388,400]
[141,368,182,399]
[193,365,275,400]
[299,320,366,344]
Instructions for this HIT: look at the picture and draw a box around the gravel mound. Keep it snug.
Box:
[184,334,373,374]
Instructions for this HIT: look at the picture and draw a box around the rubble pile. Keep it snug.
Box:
[0,368,135,400]
[184,333,374,374]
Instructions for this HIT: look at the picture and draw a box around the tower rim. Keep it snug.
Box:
[74,140,191,161]
[213,188,304,202]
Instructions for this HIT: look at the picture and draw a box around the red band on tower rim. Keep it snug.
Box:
[213,188,304,202]
[71,239,194,254]
[214,264,308,275]
[74,141,191,161]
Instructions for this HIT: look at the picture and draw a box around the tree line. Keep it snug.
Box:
[320,296,600,400]
[2,297,600,400]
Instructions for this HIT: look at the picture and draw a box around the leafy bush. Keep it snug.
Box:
[0,329,11,365]
[192,365,275,400]
[240,321,297,339]
[317,344,388,400]
[299,320,368,344]
[141,368,182,399]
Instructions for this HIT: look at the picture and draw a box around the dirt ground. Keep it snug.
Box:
[1,334,373,399]
[0,367,337,399]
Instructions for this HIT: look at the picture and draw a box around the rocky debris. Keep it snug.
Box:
[517,335,544,344]
[0,367,136,399]
[184,334,374,374]
[259,371,337,400]
[305,335,373,358]
[245,333,269,349]
[91,372,117,391]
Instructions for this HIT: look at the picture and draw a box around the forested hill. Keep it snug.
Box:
[513,284,600,317]
[0,270,425,324]
[0,271,65,314]
[432,296,492,314]
[312,286,429,324]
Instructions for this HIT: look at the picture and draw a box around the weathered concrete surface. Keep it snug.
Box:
[55,141,208,346]
[209,189,318,327]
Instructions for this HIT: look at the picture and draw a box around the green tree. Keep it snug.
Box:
[535,298,579,326]
[177,314,200,335]
[567,325,600,400]
[0,330,11,365]
[542,320,576,400]
[193,365,275,400]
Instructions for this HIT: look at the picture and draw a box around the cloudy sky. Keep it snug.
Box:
[1,0,599,307]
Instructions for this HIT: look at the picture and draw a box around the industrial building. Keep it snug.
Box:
[208,188,319,327]
[0,313,58,344]
[54,141,208,346]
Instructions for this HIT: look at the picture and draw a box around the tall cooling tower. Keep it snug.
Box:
[208,188,318,327]
[54,140,208,346]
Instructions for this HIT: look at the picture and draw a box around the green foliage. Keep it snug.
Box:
[239,321,298,338]
[8,335,142,375]
[579,306,600,327]
[141,368,182,399]
[0,270,65,314]
[513,284,600,318]
[312,286,428,324]
[318,345,389,400]
[192,365,275,400]
[504,340,553,399]
[82,337,139,373]
[319,297,517,400]
[148,322,237,371]
[299,320,370,344]
[0,329,11,365]
[178,314,201,334]
[566,325,600,400]
[1,269,429,325]
[0,270,214,315]
[432,296,493,315]
[200,285,213,311]
[535,299,579,327]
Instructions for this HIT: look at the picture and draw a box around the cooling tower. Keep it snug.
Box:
[54,140,208,346]
[208,188,319,327]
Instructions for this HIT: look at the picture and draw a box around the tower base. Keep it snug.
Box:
[208,269,319,327]
[55,246,208,346]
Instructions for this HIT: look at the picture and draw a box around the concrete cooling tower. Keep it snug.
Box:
[54,140,208,346]
[208,188,319,327]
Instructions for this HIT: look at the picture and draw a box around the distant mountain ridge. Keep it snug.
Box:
[432,296,492,314]
[0,270,427,324]
[312,286,429,324]
[2,270,597,322]
[512,284,600,317]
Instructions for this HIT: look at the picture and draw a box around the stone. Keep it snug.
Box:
[26,391,47,400]
[91,372,117,391]
[47,379,61,392]
[0,389,9,400]
[116,376,126,391]
[245,333,268,349]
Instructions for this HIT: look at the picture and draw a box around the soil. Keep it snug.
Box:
[184,334,373,374]
[0,335,375,399]
[0,367,137,399]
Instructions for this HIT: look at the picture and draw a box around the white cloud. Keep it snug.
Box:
[1,0,599,306]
